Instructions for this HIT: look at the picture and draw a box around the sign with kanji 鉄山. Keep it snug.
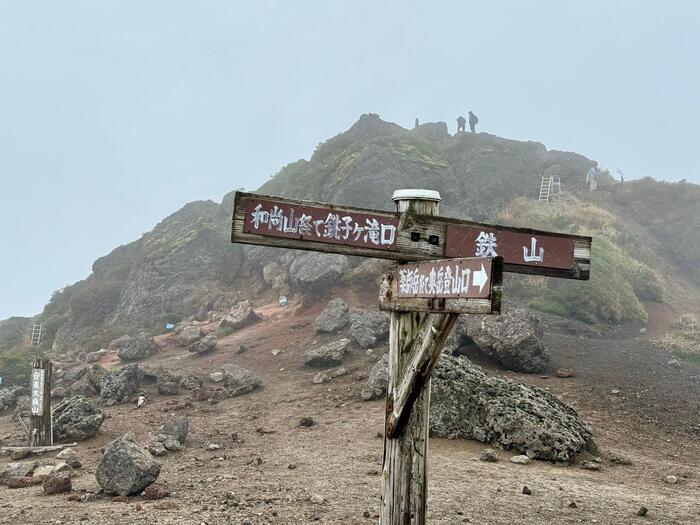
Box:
[445,224,577,272]
[231,192,591,280]
[30,368,45,416]
[242,196,399,251]
[380,256,502,314]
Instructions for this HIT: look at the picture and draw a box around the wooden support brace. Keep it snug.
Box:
[385,312,459,439]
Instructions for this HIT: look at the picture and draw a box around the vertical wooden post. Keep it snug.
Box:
[381,190,441,525]
[29,359,52,447]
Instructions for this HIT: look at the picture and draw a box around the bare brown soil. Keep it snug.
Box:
[1,296,699,524]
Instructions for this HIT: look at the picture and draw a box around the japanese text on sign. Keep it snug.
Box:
[445,225,575,270]
[31,368,45,416]
[397,258,494,299]
[244,198,399,250]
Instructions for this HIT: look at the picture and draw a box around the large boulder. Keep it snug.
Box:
[221,364,262,397]
[458,308,549,373]
[66,375,98,397]
[262,261,289,292]
[219,301,258,331]
[361,354,593,461]
[99,364,140,405]
[53,396,105,441]
[96,433,161,496]
[360,354,389,401]
[1,462,36,484]
[430,355,594,461]
[350,309,390,348]
[304,339,350,368]
[187,335,217,356]
[113,333,160,362]
[156,370,182,395]
[176,325,203,347]
[288,253,349,293]
[157,415,189,444]
[314,298,350,333]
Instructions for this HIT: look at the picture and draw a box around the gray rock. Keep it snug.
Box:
[86,349,109,363]
[360,354,389,401]
[510,455,531,465]
[153,434,183,452]
[187,334,217,355]
[179,374,204,390]
[288,252,349,293]
[156,370,182,395]
[350,309,389,348]
[99,364,140,405]
[221,364,262,397]
[66,375,98,398]
[53,396,105,442]
[114,333,160,362]
[304,339,350,368]
[96,434,161,496]
[314,298,350,333]
[63,366,87,383]
[43,471,72,494]
[1,462,36,484]
[209,371,224,383]
[56,448,81,469]
[146,441,167,457]
[51,387,66,399]
[157,415,189,444]
[457,308,549,373]
[430,356,594,462]
[219,301,258,331]
[176,325,203,346]
[479,449,499,462]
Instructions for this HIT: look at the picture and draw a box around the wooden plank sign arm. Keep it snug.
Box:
[231,191,591,280]
[385,312,458,439]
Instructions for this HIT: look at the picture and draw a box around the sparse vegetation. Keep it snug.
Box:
[653,314,700,363]
[499,197,661,323]
[0,345,44,386]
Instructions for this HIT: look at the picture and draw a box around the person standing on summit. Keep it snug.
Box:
[468,111,479,133]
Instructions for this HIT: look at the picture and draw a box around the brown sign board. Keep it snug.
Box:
[445,225,575,271]
[380,257,502,314]
[232,192,591,280]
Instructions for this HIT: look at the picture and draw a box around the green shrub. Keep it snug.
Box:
[0,346,44,387]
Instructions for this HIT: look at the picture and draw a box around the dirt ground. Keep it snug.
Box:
[1,296,699,525]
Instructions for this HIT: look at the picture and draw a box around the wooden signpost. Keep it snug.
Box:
[29,359,52,447]
[231,189,591,524]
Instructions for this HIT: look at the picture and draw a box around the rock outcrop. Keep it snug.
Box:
[112,333,160,362]
[187,335,217,355]
[99,364,140,405]
[53,396,105,441]
[314,298,350,333]
[456,309,549,373]
[361,354,593,461]
[350,309,389,348]
[220,301,258,331]
[288,253,348,293]
[430,355,594,461]
[360,354,389,401]
[96,433,161,496]
[221,364,262,397]
[304,339,350,368]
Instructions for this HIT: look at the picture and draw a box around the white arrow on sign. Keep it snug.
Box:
[472,263,488,293]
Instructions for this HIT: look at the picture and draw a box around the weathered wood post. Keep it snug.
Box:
[29,359,52,447]
[381,190,454,525]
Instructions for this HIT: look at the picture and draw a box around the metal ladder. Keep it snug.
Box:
[30,323,43,346]
[538,176,552,202]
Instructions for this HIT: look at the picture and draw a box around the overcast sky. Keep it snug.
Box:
[1,1,698,319]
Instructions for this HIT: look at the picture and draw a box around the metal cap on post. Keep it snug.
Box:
[392,189,441,214]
